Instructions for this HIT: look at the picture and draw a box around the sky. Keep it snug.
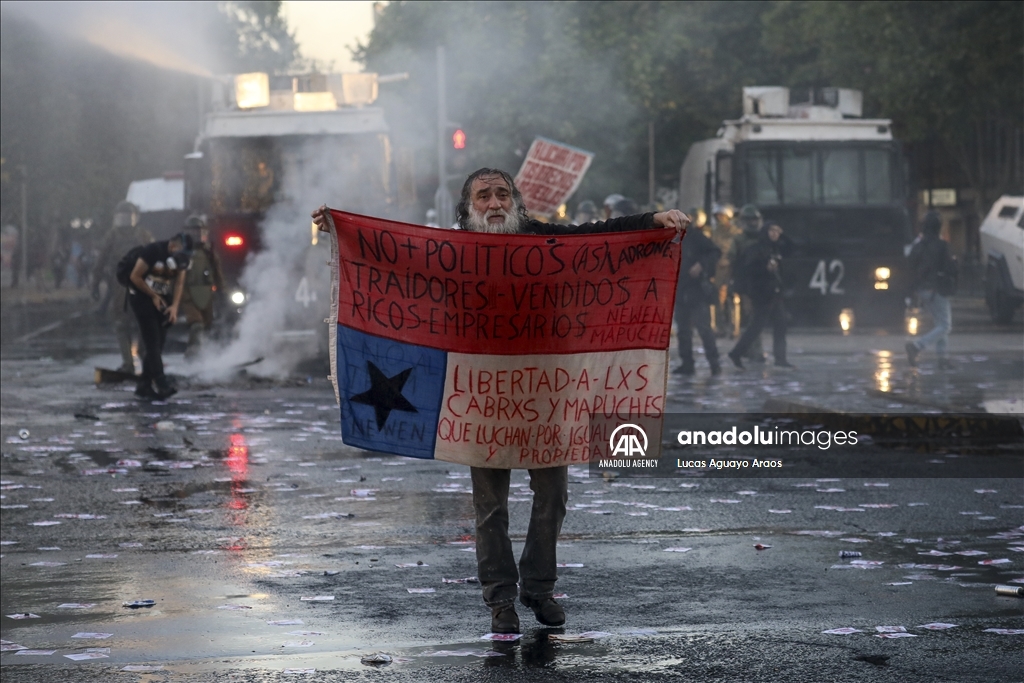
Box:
[281,1,377,73]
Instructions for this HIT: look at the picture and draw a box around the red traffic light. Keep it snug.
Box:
[452,129,466,150]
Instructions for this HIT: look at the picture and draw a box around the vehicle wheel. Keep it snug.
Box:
[985,263,1017,324]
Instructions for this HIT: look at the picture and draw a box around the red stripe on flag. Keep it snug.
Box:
[331,210,680,356]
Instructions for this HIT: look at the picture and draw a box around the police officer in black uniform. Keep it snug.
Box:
[728,222,794,369]
[674,227,722,375]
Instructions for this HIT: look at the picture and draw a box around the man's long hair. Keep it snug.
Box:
[455,168,530,229]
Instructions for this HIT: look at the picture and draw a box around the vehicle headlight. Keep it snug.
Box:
[839,308,854,335]
[874,267,891,290]
[230,291,246,305]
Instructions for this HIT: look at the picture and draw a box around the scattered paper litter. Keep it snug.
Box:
[283,668,316,675]
[918,623,957,630]
[886,582,913,586]
[361,653,393,665]
[875,626,906,633]
[979,558,1011,565]
[875,633,917,639]
[267,619,304,626]
[64,652,109,661]
[480,633,522,641]
[548,633,593,643]
[0,643,27,651]
[395,563,427,568]
[300,596,334,602]
[407,588,435,594]
[14,649,56,655]
[442,577,479,584]
[85,554,118,559]
[822,628,862,635]
[57,603,96,609]
[753,544,771,550]
[982,628,1024,635]
[71,632,112,639]
[122,600,155,608]
[663,547,692,553]
[121,666,164,672]
[6,613,41,619]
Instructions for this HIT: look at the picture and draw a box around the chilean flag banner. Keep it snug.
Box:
[326,209,680,468]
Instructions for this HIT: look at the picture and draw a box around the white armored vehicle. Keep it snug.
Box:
[981,195,1024,323]
[680,87,912,328]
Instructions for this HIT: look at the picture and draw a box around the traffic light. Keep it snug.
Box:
[450,128,468,170]
[452,128,466,150]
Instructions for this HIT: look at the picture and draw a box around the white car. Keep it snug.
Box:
[981,195,1024,323]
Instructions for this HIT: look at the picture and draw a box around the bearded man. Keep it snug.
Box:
[313,168,689,633]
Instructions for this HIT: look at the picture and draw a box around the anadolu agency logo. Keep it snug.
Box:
[600,423,658,468]
[609,423,648,457]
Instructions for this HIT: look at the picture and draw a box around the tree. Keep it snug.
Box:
[358,1,1021,217]
[215,1,303,73]
[0,2,303,282]
[759,0,1023,216]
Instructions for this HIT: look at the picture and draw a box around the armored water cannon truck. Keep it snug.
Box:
[182,70,398,356]
[680,86,912,330]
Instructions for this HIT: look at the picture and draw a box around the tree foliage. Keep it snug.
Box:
[359,1,1021,209]
[0,1,301,271]
[215,1,303,73]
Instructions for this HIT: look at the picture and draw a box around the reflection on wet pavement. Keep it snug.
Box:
[1,318,1022,678]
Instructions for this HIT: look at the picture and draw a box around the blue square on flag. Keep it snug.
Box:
[337,326,446,459]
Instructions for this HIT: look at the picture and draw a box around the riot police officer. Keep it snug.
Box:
[91,201,153,374]
[731,204,766,362]
[179,216,224,359]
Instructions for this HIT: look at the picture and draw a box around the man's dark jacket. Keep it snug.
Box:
[738,232,793,303]
[678,229,721,297]
[907,234,952,292]
[520,213,655,235]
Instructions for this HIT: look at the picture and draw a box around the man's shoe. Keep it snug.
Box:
[905,341,919,367]
[709,362,722,376]
[117,363,137,375]
[673,364,695,376]
[727,351,744,369]
[154,379,178,400]
[520,595,565,627]
[490,604,520,634]
[134,382,157,400]
[748,353,767,364]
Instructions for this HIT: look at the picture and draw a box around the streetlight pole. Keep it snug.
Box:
[434,46,453,228]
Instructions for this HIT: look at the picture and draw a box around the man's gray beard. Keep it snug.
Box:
[465,205,523,234]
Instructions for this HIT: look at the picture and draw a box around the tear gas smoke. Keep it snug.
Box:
[3,1,220,76]
[192,137,366,380]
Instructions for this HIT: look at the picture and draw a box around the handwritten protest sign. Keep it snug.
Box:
[327,210,680,468]
[514,138,594,216]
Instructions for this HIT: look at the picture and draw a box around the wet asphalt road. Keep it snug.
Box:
[1,298,1022,682]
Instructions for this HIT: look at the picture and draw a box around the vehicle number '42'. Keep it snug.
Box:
[295,277,318,307]
[808,259,845,295]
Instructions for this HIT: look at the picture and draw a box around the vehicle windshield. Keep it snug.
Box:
[741,144,900,206]
[760,206,912,255]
